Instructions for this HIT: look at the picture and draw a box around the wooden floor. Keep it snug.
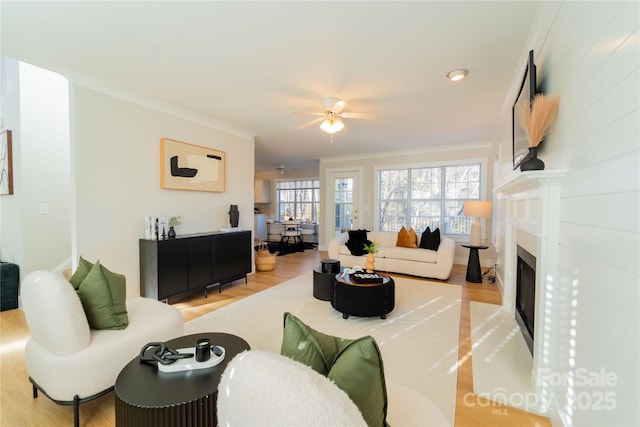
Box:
[0,249,551,427]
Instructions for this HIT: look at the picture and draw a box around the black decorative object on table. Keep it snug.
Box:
[229,204,239,227]
[167,227,176,238]
[351,273,384,284]
[520,146,545,171]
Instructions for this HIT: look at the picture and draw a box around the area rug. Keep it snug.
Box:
[255,242,315,256]
[185,272,462,426]
[470,302,537,413]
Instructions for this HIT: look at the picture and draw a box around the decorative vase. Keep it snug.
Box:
[365,253,376,273]
[168,226,176,238]
[520,146,545,171]
[229,205,239,228]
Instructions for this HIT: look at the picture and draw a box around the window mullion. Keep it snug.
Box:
[406,169,412,227]
[440,167,445,231]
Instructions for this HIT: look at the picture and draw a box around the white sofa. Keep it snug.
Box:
[21,270,184,427]
[328,231,455,280]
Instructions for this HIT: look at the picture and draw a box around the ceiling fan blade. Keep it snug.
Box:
[292,111,325,116]
[340,112,377,120]
[321,97,346,113]
[332,99,347,113]
[297,116,325,129]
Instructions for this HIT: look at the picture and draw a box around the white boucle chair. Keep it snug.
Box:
[217,350,450,426]
[217,350,367,426]
[21,270,184,427]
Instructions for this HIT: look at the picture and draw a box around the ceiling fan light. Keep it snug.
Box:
[320,116,344,134]
[447,69,469,81]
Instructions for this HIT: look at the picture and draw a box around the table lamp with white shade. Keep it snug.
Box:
[463,201,492,246]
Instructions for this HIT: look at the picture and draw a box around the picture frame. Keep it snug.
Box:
[1,130,13,196]
[160,138,225,192]
[512,50,537,170]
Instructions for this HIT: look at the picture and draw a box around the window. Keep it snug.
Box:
[276,179,320,222]
[377,163,481,235]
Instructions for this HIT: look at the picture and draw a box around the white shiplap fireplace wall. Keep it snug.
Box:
[495,170,567,414]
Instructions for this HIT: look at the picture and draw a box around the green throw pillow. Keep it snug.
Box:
[69,256,94,290]
[281,312,388,427]
[76,260,129,330]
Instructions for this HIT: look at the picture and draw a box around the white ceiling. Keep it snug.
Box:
[1,1,539,171]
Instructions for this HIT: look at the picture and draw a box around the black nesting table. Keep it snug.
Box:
[313,259,342,301]
[115,332,250,427]
[462,244,488,283]
[332,272,395,319]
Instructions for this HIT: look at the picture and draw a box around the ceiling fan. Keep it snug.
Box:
[296,97,376,134]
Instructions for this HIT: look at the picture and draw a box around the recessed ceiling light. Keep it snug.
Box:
[447,69,469,82]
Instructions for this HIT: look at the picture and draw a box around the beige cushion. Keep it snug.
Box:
[396,226,418,248]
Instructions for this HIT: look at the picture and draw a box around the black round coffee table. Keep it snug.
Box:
[115,332,250,427]
[332,272,395,319]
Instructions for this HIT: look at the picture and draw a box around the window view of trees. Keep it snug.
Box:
[378,164,480,234]
[334,178,353,235]
[276,179,320,222]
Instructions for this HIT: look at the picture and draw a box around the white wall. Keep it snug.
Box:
[72,86,255,296]
[494,2,639,425]
[0,58,71,276]
[0,58,22,264]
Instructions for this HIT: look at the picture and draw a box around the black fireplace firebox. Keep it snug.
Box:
[515,245,536,355]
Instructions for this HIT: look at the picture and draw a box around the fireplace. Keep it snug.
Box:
[495,169,566,414]
[515,245,536,355]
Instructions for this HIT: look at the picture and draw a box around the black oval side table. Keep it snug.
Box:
[115,332,250,427]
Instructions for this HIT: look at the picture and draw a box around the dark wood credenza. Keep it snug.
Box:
[139,231,252,301]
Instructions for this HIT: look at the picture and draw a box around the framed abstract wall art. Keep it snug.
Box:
[160,138,225,192]
[1,130,13,196]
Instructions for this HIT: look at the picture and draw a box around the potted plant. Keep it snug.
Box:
[168,216,182,238]
[363,241,379,273]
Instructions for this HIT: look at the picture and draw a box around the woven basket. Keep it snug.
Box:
[256,244,277,272]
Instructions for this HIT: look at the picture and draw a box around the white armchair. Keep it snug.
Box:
[21,271,184,427]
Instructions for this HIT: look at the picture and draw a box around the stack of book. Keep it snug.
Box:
[144,215,169,240]
[351,273,384,284]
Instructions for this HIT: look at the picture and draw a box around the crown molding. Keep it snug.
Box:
[68,70,256,141]
[319,141,494,164]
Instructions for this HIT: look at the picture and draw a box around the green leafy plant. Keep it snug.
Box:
[169,216,182,227]
[364,241,379,254]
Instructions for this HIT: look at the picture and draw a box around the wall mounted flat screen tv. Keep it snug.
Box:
[512,50,537,170]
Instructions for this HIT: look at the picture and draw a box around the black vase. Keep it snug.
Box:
[168,226,176,238]
[229,205,239,227]
[520,146,545,171]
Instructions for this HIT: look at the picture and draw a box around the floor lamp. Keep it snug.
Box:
[463,201,492,246]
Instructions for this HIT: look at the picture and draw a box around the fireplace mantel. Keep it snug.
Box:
[495,169,567,246]
[494,170,568,194]
[494,169,567,411]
